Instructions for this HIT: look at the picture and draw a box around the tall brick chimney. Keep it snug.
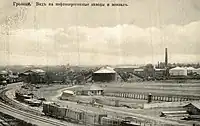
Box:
[165,48,168,67]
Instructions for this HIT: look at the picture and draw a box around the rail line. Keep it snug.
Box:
[0,89,81,126]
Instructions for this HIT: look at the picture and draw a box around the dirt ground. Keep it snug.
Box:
[103,82,200,96]
[19,83,200,125]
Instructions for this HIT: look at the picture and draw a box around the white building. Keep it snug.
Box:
[169,67,187,76]
[186,67,196,74]
[194,68,200,75]
[60,90,75,100]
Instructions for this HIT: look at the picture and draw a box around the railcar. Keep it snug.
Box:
[42,102,59,116]
[84,111,107,126]
[65,107,84,123]
[120,121,141,126]
[101,117,123,126]
[57,107,66,119]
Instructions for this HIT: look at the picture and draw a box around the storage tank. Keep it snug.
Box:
[169,67,187,76]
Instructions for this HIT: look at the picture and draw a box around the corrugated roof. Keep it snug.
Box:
[94,66,116,73]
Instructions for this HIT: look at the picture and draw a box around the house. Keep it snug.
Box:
[79,84,104,96]
[184,102,200,115]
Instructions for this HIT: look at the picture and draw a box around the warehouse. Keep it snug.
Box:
[92,66,117,82]
[169,67,187,76]
[184,102,200,115]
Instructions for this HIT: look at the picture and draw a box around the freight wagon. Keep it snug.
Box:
[101,117,123,126]
[42,102,141,126]
[84,110,107,126]
[65,107,84,123]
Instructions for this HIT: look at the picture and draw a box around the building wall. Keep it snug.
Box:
[81,90,103,96]
[185,104,200,115]
[92,73,116,82]
[169,70,187,76]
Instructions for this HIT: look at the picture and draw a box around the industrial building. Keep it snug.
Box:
[114,65,139,72]
[169,67,187,76]
[92,66,117,82]
[20,69,46,84]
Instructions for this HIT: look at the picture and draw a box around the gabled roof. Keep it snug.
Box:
[94,66,116,73]
[185,102,200,110]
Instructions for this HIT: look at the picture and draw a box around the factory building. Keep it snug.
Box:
[20,69,46,84]
[169,67,187,76]
[92,66,117,82]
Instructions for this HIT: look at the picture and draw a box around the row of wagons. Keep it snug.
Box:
[42,102,140,126]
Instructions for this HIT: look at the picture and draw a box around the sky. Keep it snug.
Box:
[0,0,200,65]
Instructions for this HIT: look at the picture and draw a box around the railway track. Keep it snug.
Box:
[0,89,81,126]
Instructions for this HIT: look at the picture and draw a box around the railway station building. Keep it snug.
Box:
[79,84,104,96]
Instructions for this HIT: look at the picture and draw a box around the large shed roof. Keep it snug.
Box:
[94,66,116,74]
[185,102,200,110]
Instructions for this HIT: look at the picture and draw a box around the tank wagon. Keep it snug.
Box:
[42,102,141,126]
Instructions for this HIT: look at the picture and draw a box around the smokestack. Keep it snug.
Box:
[165,48,168,67]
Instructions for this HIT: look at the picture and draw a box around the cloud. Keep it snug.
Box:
[0,21,200,65]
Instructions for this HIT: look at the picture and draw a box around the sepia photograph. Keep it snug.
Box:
[1,0,200,126]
